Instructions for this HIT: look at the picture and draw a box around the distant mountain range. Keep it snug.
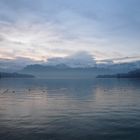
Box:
[1,57,140,78]
[20,64,112,78]
[18,61,140,78]
[1,57,140,73]
[1,64,140,79]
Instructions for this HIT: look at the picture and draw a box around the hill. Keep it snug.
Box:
[0,72,35,78]
[97,69,140,78]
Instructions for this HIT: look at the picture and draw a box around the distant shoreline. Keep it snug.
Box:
[97,69,140,79]
[0,72,35,79]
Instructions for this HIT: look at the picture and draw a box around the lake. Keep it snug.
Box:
[0,78,140,140]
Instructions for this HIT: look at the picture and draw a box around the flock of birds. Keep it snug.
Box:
[0,88,46,95]
[0,88,67,95]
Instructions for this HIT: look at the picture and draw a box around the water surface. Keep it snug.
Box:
[0,78,140,140]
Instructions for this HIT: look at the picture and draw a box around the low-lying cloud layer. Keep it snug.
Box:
[1,50,140,72]
[47,51,96,68]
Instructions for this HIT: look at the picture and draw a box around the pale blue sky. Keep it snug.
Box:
[0,0,140,62]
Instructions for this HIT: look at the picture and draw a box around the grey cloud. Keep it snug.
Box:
[99,56,140,63]
[46,51,96,68]
[0,57,43,72]
[0,0,139,62]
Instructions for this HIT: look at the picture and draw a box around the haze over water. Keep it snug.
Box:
[0,78,140,140]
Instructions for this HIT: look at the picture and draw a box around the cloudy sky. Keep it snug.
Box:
[0,0,140,63]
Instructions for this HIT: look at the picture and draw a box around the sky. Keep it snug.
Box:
[0,0,140,64]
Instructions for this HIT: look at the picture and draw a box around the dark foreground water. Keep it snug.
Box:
[0,78,140,140]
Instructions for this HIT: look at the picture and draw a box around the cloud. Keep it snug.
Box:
[99,56,140,64]
[0,57,43,71]
[0,0,140,62]
[46,51,96,67]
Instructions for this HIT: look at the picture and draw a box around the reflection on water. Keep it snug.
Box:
[0,78,140,140]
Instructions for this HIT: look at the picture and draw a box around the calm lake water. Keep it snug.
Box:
[0,78,140,140]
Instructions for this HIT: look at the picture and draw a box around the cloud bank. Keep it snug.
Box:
[47,51,96,68]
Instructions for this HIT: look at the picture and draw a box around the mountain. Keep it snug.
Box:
[1,55,140,79]
[20,64,111,79]
[1,55,140,73]
[0,72,35,78]
[20,60,140,78]
[97,69,140,78]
